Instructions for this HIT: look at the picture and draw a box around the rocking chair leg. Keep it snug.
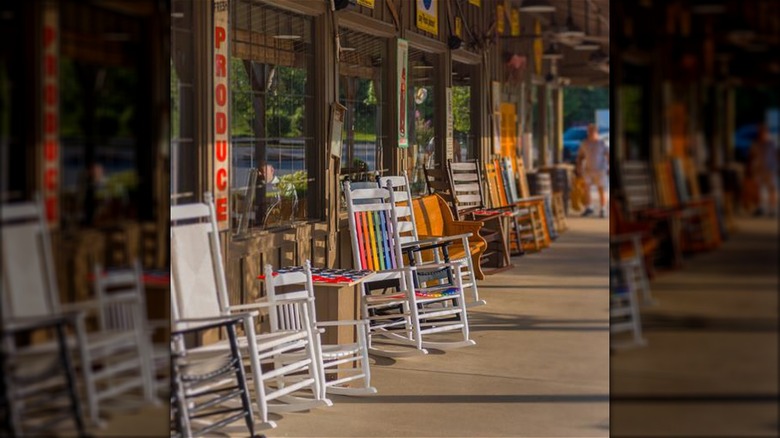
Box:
[57,324,88,437]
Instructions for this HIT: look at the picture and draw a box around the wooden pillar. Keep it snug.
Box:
[384,37,401,175]
[724,87,735,163]
[434,46,451,167]
[537,84,548,167]
[553,87,563,164]
[314,11,338,268]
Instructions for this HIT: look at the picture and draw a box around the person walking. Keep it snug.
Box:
[748,123,778,216]
[577,124,609,217]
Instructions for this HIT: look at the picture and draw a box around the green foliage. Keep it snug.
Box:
[563,86,609,128]
[290,105,305,137]
[352,158,368,171]
[363,79,378,106]
[277,170,308,197]
[97,170,139,200]
[452,86,471,134]
[231,59,256,137]
[266,113,291,138]
[414,112,434,148]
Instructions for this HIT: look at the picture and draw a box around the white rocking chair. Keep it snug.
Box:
[0,199,155,427]
[379,173,486,307]
[170,194,330,431]
[261,260,376,397]
[93,259,169,397]
[343,181,475,357]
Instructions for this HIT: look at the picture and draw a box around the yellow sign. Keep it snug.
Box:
[500,103,517,160]
[510,8,520,36]
[469,0,480,6]
[357,0,374,8]
[497,4,505,35]
[455,16,463,39]
[533,19,543,76]
[416,0,438,36]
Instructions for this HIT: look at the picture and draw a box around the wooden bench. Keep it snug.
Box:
[411,194,489,280]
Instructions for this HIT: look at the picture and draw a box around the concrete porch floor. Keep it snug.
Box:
[611,217,779,437]
[246,216,610,438]
[93,216,609,437]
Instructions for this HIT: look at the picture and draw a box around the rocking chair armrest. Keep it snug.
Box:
[421,232,473,242]
[99,291,142,306]
[403,240,453,254]
[315,319,368,328]
[400,237,450,249]
[515,195,545,203]
[172,314,252,335]
[227,297,314,313]
[470,210,503,220]
[60,299,101,313]
[408,261,464,272]
[2,312,85,334]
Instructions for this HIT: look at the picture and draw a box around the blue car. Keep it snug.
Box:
[733,124,759,162]
[563,126,608,163]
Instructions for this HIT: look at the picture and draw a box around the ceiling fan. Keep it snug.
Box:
[503,0,608,46]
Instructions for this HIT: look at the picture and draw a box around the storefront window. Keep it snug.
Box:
[338,28,385,179]
[58,1,150,228]
[452,62,476,162]
[407,49,438,196]
[171,0,196,204]
[0,1,26,203]
[230,2,313,231]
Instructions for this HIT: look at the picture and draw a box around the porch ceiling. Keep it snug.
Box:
[502,0,610,88]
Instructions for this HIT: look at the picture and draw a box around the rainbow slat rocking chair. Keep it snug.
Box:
[343,181,475,357]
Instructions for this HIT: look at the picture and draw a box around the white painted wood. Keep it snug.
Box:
[1,200,155,427]
[170,194,331,430]
[262,260,376,397]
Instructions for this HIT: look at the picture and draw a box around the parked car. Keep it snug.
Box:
[562,126,588,162]
[733,123,759,162]
[562,126,609,163]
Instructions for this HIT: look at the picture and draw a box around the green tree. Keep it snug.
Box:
[563,86,609,128]
[452,86,471,133]
[230,58,255,137]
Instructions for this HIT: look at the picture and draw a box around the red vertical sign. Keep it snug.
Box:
[42,4,59,226]
[213,0,230,230]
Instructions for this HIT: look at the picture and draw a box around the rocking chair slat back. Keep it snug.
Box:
[170,194,232,321]
[446,160,488,220]
[1,202,59,320]
[344,183,401,272]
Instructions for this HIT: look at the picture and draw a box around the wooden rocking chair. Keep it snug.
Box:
[425,160,512,273]
[484,158,548,253]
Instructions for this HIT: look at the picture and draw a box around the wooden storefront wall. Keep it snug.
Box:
[204,0,536,304]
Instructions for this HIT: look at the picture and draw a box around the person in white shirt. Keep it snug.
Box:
[576,124,609,217]
[749,124,778,216]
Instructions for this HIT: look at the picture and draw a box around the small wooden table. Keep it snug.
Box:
[311,274,375,346]
[257,269,375,381]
